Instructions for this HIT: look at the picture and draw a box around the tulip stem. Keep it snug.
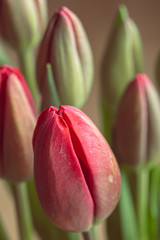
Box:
[17,48,40,109]
[137,167,149,240]
[82,226,98,240]
[0,45,12,65]
[11,182,33,240]
[119,169,138,240]
[0,215,10,240]
[149,167,160,239]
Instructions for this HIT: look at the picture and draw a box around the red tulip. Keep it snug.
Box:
[33,105,121,232]
[0,65,37,181]
[113,73,160,166]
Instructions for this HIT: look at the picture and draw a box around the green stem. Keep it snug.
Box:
[101,99,114,145]
[149,167,160,239]
[0,44,12,65]
[0,215,10,240]
[137,168,149,240]
[12,182,33,240]
[17,48,40,108]
[119,168,138,240]
[82,226,99,240]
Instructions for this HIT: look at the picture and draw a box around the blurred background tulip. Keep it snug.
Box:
[101,5,144,143]
[0,65,37,181]
[36,7,94,109]
[0,0,48,51]
[113,73,160,166]
[110,73,160,240]
[0,0,48,107]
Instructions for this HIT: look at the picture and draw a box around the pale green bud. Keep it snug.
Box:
[101,5,144,143]
[36,6,94,109]
[0,0,48,51]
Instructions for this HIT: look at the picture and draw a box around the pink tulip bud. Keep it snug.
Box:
[0,65,37,181]
[33,105,121,232]
[113,74,160,166]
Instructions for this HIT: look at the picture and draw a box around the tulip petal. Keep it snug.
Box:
[36,7,93,109]
[50,9,84,107]
[34,107,94,232]
[113,75,147,165]
[58,105,121,222]
[145,76,160,164]
[3,74,36,181]
[113,74,160,166]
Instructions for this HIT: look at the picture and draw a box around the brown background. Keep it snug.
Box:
[0,0,160,239]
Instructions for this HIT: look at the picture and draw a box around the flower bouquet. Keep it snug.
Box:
[0,1,160,240]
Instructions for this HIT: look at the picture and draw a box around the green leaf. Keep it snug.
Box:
[119,169,139,240]
[46,63,61,108]
[0,215,10,240]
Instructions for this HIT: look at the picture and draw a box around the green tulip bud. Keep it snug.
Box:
[36,6,94,109]
[0,0,48,51]
[101,5,144,143]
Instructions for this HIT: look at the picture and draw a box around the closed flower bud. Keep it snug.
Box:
[36,6,94,109]
[155,51,160,92]
[0,65,37,181]
[33,105,121,232]
[101,5,143,142]
[113,74,160,166]
[0,0,48,50]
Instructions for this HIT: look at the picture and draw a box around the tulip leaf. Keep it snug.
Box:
[0,215,10,240]
[0,44,12,65]
[101,98,113,145]
[46,63,61,108]
[119,169,139,240]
